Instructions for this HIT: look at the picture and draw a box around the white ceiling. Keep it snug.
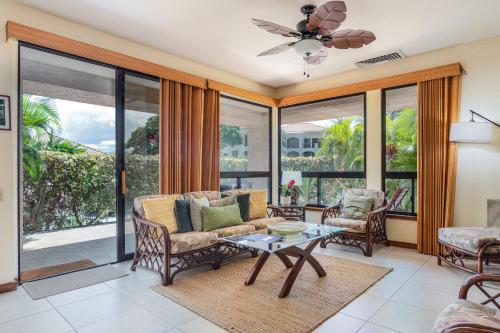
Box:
[14,0,500,87]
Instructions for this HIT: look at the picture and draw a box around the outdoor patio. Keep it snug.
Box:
[21,223,135,274]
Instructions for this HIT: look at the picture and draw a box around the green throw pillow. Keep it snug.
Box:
[342,195,374,220]
[222,193,250,222]
[201,204,243,231]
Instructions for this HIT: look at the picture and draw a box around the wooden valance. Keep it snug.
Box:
[277,63,462,107]
[207,80,277,107]
[6,21,207,89]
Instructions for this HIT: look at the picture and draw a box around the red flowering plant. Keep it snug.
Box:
[281,179,296,197]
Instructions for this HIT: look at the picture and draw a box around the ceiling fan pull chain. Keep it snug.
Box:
[303,61,306,76]
[307,62,310,78]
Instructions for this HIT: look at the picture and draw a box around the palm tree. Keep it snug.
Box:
[317,116,364,171]
[22,95,60,178]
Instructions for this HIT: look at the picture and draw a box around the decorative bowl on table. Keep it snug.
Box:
[268,222,308,236]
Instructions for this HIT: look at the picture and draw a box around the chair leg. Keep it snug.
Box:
[365,240,373,257]
[477,256,483,274]
[437,256,442,266]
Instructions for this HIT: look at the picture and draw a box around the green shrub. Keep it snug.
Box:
[23,151,159,234]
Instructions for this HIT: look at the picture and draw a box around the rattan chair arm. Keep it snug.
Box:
[367,206,388,220]
[477,240,500,258]
[132,209,171,254]
[459,273,500,300]
[365,206,388,231]
[321,203,342,224]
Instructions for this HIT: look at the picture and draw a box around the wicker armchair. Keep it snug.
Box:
[320,188,405,256]
[432,273,500,333]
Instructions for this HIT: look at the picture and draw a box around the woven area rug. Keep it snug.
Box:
[152,254,391,333]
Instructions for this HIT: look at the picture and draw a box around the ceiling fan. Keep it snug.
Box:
[252,1,376,76]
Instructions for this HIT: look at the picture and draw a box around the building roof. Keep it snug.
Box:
[281,123,326,133]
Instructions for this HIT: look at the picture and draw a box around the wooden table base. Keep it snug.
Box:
[244,238,325,298]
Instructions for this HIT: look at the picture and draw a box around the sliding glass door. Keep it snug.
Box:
[120,72,160,257]
[19,44,159,281]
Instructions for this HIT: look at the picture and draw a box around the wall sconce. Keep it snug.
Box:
[449,110,500,143]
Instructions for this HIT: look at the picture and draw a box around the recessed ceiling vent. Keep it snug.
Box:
[355,50,406,68]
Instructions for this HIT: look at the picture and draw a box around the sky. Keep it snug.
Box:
[55,99,153,153]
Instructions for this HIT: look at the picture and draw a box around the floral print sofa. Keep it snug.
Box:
[131,190,285,285]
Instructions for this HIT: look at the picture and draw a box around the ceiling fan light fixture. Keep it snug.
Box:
[293,39,322,57]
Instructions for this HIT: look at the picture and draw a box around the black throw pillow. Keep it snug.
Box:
[175,200,193,232]
[222,193,250,222]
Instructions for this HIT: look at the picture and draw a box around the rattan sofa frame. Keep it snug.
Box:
[437,239,500,274]
[131,207,285,285]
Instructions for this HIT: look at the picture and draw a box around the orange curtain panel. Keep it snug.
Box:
[417,75,461,255]
[159,80,220,194]
[201,89,220,191]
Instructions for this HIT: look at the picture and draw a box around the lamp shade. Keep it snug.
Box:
[449,122,493,143]
[293,39,322,56]
[281,171,302,186]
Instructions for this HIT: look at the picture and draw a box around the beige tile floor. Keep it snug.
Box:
[2,245,498,333]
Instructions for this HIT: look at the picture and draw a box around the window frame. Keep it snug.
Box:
[278,92,367,207]
[381,84,418,216]
[219,94,272,199]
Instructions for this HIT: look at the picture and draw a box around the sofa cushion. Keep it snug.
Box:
[210,224,256,237]
[438,227,500,254]
[202,204,243,232]
[209,195,237,207]
[134,194,183,218]
[183,191,221,201]
[190,197,209,232]
[223,193,250,222]
[431,299,500,333]
[342,195,374,220]
[246,217,285,230]
[343,189,385,209]
[142,195,178,233]
[324,217,366,233]
[169,231,218,254]
[175,200,193,233]
[222,189,267,220]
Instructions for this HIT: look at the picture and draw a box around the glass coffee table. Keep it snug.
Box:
[221,223,346,298]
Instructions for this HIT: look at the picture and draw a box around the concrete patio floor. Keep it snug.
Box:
[21,224,135,274]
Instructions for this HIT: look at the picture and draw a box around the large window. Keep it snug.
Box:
[220,96,271,199]
[382,85,417,215]
[280,94,366,206]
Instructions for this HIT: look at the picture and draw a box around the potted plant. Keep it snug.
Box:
[281,179,296,205]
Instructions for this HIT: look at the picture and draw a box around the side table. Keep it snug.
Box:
[267,204,306,221]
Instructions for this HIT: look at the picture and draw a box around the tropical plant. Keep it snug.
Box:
[47,137,86,154]
[22,95,60,179]
[125,115,159,155]
[385,108,417,171]
[317,116,364,171]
